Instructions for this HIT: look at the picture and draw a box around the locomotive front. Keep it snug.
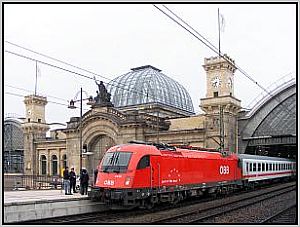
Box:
[89,144,154,209]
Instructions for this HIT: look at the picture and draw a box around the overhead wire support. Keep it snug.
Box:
[218,8,221,57]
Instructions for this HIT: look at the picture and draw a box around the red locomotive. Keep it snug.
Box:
[89,141,296,209]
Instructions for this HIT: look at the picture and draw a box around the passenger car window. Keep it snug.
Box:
[253,163,256,171]
[137,155,150,169]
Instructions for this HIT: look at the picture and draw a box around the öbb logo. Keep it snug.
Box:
[104,179,115,186]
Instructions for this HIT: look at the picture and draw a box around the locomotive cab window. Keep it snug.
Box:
[137,155,150,169]
[101,151,132,173]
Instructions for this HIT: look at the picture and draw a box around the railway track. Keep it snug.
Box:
[110,181,295,224]
[260,205,297,224]
[21,181,296,224]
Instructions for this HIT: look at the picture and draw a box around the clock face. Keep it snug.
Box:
[211,76,221,88]
[227,77,233,88]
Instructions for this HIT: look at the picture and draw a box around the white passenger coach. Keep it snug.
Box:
[238,154,296,182]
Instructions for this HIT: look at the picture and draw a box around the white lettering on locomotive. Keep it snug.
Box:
[219,165,230,175]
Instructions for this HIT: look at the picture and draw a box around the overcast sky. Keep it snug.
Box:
[4,3,296,131]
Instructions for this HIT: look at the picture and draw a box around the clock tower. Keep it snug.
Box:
[22,95,49,175]
[200,55,241,153]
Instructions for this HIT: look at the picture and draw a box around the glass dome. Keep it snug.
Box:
[107,65,195,114]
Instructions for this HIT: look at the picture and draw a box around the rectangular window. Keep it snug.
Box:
[246,163,249,172]
[213,92,218,97]
[250,163,253,172]
[262,163,265,171]
[253,163,257,171]
[258,163,261,171]
[266,163,268,171]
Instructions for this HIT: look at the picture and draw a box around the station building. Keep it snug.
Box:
[18,54,242,177]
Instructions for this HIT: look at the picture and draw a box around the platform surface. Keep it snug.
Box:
[4,189,89,205]
[3,189,106,223]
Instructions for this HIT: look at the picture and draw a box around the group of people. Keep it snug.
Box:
[62,167,90,195]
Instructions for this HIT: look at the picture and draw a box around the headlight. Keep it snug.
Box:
[124,176,131,186]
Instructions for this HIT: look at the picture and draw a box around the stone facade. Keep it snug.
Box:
[22,55,241,176]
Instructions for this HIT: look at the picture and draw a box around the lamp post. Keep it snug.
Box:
[68,88,93,173]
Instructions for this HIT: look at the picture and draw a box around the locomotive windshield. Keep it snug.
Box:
[101,151,132,173]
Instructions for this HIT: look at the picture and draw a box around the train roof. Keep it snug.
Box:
[107,141,238,160]
[238,154,295,162]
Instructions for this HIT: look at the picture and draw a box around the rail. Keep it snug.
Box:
[152,183,295,223]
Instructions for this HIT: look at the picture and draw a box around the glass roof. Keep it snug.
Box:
[253,94,296,136]
[107,65,195,114]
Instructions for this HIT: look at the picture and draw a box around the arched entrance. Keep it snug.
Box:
[84,135,115,175]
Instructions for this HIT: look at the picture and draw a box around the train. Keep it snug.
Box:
[89,141,296,209]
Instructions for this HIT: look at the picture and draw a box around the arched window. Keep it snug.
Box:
[41,155,47,175]
[63,154,67,169]
[52,155,58,176]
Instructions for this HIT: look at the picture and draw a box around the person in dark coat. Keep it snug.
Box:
[69,167,77,193]
[80,169,89,195]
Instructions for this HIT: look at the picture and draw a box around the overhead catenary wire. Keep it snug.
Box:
[4,48,186,106]
[5,41,186,103]
[5,84,68,102]
[4,49,160,102]
[5,91,69,107]
[5,91,164,125]
[5,7,295,118]
[153,4,295,118]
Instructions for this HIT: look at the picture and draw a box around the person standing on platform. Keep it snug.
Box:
[69,167,77,193]
[63,166,72,195]
[80,169,89,195]
[93,168,98,185]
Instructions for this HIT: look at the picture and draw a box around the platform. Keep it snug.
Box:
[3,189,108,223]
